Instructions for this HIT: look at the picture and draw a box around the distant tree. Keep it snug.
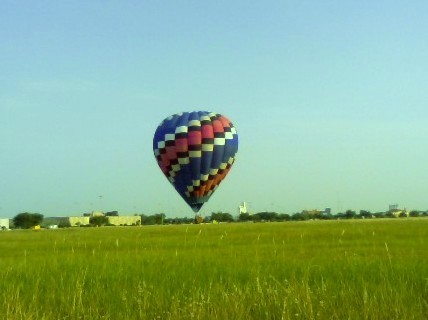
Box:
[141,214,155,225]
[58,219,71,228]
[359,210,372,219]
[409,210,420,217]
[277,213,291,221]
[291,213,301,221]
[105,211,119,216]
[373,212,386,218]
[292,212,310,221]
[169,217,179,224]
[211,212,234,222]
[238,213,251,222]
[89,215,108,226]
[336,212,345,219]
[182,217,194,224]
[255,212,278,222]
[169,217,187,224]
[140,213,165,225]
[384,211,394,218]
[344,210,356,219]
[318,213,333,220]
[163,217,174,224]
[13,212,44,229]
[154,213,165,224]
[398,211,407,218]
[251,213,262,222]
[252,212,262,221]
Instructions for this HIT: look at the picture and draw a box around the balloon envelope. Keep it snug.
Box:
[153,111,238,212]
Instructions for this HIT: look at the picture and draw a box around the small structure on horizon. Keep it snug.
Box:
[388,204,409,218]
[239,202,249,215]
[301,209,324,216]
[91,210,105,217]
[301,208,332,217]
[0,218,10,230]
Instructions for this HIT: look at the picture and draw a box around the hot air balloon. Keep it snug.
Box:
[153,111,238,212]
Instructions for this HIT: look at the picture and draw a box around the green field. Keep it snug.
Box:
[1,219,427,319]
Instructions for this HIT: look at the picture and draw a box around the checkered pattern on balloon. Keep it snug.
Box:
[153,111,239,212]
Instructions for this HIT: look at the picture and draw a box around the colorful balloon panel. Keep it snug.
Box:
[153,111,238,212]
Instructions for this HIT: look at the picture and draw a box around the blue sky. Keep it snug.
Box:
[1,1,427,218]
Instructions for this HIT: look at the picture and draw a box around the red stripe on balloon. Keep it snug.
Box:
[212,120,224,133]
[201,124,214,139]
[174,138,188,152]
[188,131,201,145]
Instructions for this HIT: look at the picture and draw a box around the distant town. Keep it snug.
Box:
[1,203,427,230]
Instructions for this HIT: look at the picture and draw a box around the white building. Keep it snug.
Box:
[60,214,141,227]
[61,216,90,227]
[0,218,10,230]
[239,202,248,214]
[107,216,141,226]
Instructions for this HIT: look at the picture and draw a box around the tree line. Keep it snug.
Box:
[6,209,428,229]
[238,209,428,222]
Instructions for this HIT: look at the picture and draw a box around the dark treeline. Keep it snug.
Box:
[5,209,428,229]
[237,209,428,222]
[146,209,428,225]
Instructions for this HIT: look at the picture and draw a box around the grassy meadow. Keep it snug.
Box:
[0,219,427,319]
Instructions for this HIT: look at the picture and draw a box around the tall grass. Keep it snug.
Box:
[1,219,427,319]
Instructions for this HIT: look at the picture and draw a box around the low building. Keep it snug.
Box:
[60,214,141,227]
[107,216,141,226]
[0,218,10,230]
[60,216,90,227]
[302,209,324,216]
[390,209,409,218]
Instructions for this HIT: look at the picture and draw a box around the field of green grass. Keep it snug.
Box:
[1,219,427,319]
